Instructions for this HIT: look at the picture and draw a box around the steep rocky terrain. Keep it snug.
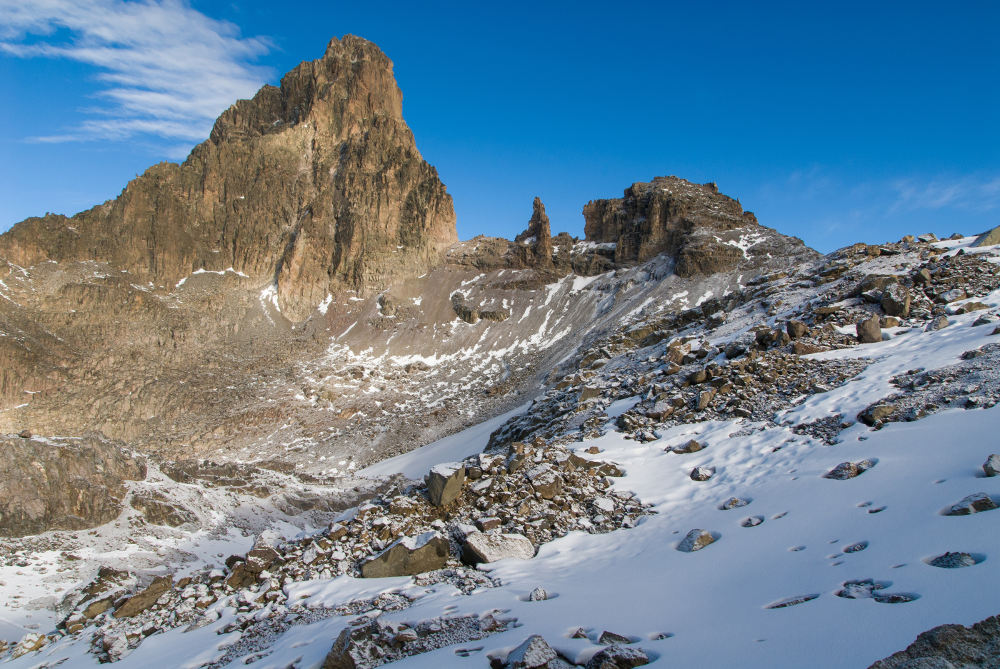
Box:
[2,33,999,669]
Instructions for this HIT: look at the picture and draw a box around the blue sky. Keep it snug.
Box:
[1,1,997,252]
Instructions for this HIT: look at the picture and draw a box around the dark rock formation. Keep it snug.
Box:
[582,176,760,275]
[359,531,449,577]
[514,197,554,268]
[0,35,456,321]
[0,433,145,537]
[869,613,1000,668]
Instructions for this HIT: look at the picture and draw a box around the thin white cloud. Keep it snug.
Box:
[0,0,272,149]
[889,176,1000,214]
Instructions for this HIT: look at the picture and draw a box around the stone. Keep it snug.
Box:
[672,439,704,454]
[868,614,1000,669]
[983,454,1000,477]
[359,531,449,577]
[113,576,173,618]
[944,493,997,516]
[677,529,717,552]
[856,315,882,344]
[859,404,897,426]
[881,284,911,318]
[528,587,549,601]
[695,388,716,411]
[690,466,715,481]
[972,225,1000,247]
[791,341,829,355]
[598,631,632,645]
[927,552,978,569]
[504,635,558,669]
[526,464,562,500]
[462,532,535,564]
[586,645,650,669]
[939,288,967,303]
[915,268,933,284]
[720,497,751,510]
[927,315,951,331]
[425,463,466,506]
[514,198,554,268]
[824,459,878,480]
[786,320,809,339]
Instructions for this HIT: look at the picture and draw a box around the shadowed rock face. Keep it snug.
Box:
[0,35,456,321]
[0,434,145,537]
[583,176,760,275]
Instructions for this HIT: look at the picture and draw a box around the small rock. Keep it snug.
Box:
[690,466,715,482]
[720,497,751,510]
[17,429,31,439]
[945,493,997,516]
[677,529,717,552]
[528,587,548,602]
[824,459,878,480]
[927,315,951,331]
[856,315,882,344]
[983,454,1000,477]
[671,439,704,454]
[859,404,897,426]
[939,288,967,303]
[927,552,978,568]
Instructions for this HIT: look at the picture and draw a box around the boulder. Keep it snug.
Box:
[927,552,978,569]
[672,439,704,454]
[113,576,173,618]
[677,529,717,552]
[983,454,1000,477]
[859,404,897,426]
[425,463,466,506]
[972,225,1000,247]
[939,288,967,303]
[927,315,951,331]
[856,315,882,344]
[504,635,558,668]
[945,493,997,516]
[526,464,562,500]
[586,645,650,668]
[360,531,449,577]
[881,284,911,318]
[462,531,535,564]
[598,631,632,645]
[786,320,809,339]
[690,466,715,482]
[824,459,878,480]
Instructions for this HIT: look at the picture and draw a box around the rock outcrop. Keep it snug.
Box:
[0,35,456,320]
[583,176,765,275]
[0,433,145,537]
[514,197,555,268]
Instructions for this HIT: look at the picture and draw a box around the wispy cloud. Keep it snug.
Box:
[0,0,273,149]
[889,175,1000,214]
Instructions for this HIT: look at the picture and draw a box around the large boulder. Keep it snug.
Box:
[586,645,650,668]
[425,463,466,506]
[360,531,449,577]
[945,493,997,516]
[461,531,535,564]
[856,315,882,343]
[881,284,911,318]
[983,454,1000,477]
[113,576,173,619]
[503,635,559,669]
[972,225,1000,247]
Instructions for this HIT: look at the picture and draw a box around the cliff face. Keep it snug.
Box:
[0,35,456,321]
[583,176,760,276]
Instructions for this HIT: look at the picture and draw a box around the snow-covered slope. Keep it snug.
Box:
[3,234,1000,667]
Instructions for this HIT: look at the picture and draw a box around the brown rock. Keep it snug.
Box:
[856,315,882,343]
[113,576,172,618]
[786,320,809,339]
[425,463,466,506]
[359,531,449,577]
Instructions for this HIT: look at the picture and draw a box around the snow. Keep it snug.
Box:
[317,294,333,314]
[359,404,528,480]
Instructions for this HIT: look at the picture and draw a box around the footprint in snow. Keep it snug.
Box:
[741,515,764,527]
[789,545,807,552]
[772,511,788,520]
[843,541,869,553]
[454,646,483,657]
[835,579,920,604]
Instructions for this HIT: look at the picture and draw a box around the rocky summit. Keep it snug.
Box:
[2,34,1000,669]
